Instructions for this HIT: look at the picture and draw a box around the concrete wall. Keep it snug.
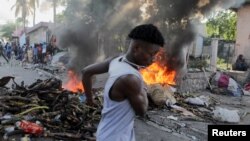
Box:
[28,27,48,46]
[190,35,204,58]
[235,5,250,64]
[177,72,212,93]
[177,70,249,93]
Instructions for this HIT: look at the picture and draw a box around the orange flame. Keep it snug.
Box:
[63,70,84,93]
[140,49,176,85]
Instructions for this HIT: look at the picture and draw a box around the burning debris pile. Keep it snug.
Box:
[140,49,176,86]
[63,70,84,93]
[0,76,102,140]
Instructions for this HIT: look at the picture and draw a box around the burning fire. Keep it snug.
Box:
[140,49,176,85]
[63,70,84,93]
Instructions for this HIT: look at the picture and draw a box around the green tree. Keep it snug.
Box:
[15,17,24,26]
[46,0,65,23]
[55,12,65,24]
[52,0,58,23]
[15,17,29,27]
[11,0,33,30]
[206,10,237,41]
[29,0,39,26]
[0,22,17,40]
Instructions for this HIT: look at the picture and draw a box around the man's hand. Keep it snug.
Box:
[86,98,98,107]
[82,56,116,108]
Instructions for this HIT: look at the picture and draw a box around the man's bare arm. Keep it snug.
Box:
[115,74,148,117]
[81,57,116,104]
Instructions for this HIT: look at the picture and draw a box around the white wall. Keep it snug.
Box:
[190,35,204,58]
[189,22,206,58]
[28,27,48,46]
[19,34,26,46]
[236,5,250,63]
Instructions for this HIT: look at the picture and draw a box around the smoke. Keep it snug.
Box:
[147,0,246,72]
[108,1,142,30]
[56,21,99,73]
[56,0,141,73]
[55,0,245,74]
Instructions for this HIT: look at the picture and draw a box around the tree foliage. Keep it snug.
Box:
[11,0,33,29]
[29,0,39,26]
[206,10,236,41]
[45,0,66,23]
[0,22,17,40]
[55,12,65,24]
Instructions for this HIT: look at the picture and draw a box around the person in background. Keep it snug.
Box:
[235,54,248,71]
[33,44,38,64]
[16,45,23,61]
[27,46,33,63]
[42,42,47,63]
[0,41,3,56]
[37,43,43,63]
[14,43,18,57]
[82,24,165,141]
[44,52,52,65]
[21,51,28,67]
[0,42,9,63]
[6,42,12,60]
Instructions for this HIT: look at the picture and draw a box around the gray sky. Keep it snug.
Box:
[0,0,65,26]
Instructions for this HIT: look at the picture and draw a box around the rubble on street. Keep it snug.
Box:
[0,76,102,140]
[0,69,250,141]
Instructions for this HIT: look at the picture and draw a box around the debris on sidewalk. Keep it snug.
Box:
[212,107,240,123]
[166,115,178,121]
[210,72,243,97]
[244,82,250,96]
[147,84,176,107]
[170,105,196,117]
[185,95,210,106]
[0,76,102,140]
[0,76,15,87]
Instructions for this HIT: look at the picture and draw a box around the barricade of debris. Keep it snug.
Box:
[146,83,217,122]
[1,71,249,140]
[142,79,249,140]
[0,76,102,140]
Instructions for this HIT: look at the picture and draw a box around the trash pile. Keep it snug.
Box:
[0,71,247,140]
[146,83,241,123]
[210,72,244,97]
[147,84,214,121]
[0,76,102,140]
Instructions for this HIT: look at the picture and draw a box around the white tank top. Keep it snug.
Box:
[96,56,143,141]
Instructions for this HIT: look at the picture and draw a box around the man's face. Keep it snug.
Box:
[133,41,161,66]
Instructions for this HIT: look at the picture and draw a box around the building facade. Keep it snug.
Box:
[26,22,53,47]
[235,3,250,63]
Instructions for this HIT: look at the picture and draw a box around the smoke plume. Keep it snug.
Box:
[56,21,99,73]
[56,0,142,73]
[146,0,246,72]
[55,0,245,74]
